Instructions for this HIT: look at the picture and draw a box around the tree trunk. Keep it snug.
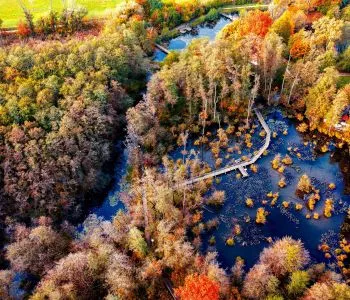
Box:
[141,182,151,245]
[281,53,291,97]
[288,70,300,105]
[267,78,273,105]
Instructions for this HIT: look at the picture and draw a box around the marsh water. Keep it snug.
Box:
[169,108,349,269]
[90,15,350,270]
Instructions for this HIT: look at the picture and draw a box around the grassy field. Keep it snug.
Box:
[0,0,123,28]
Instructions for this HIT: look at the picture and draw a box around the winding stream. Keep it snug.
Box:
[89,15,350,270]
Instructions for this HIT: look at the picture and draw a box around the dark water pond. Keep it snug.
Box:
[89,16,350,270]
[169,108,349,269]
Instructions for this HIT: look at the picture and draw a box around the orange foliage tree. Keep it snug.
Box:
[238,10,273,38]
[174,274,220,300]
[290,32,311,58]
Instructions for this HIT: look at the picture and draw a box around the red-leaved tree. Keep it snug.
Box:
[174,274,220,300]
[238,10,273,38]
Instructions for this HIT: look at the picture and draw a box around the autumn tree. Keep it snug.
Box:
[303,281,350,299]
[305,67,338,129]
[259,237,310,277]
[324,84,350,129]
[287,270,310,296]
[237,10,273,38]
[311,16,344,51]
[105,252,136,299]
[174,273,220,300]
[258,32,284,104]
[6,222,71,276]
[242,263,280,299]
[0,270,14,300]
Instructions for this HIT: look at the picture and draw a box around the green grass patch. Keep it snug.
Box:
[337,75,350,89]
[0,0,123,28]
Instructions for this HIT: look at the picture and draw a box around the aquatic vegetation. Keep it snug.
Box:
[282,154,293,165]
[282,201,290,209]
[295,204,303,211]
[211,141,221,158]
[206,218,219,231]
[215,158,223,168]
[329,183,336,190]
[250,164,258,173]
[277,165,285,173]
[207,191,226,206]
[256,208,268,224]
[226,237,235,246]
[246,198,254,208]
[278,178,287,188]
[217,128,228,148]
[324,199,334,218]
[296,174,313,196]
[271,154,281,170]
[306,193,320,211]
[234,224,241,236]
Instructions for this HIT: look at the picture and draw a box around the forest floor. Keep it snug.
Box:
[0,0,123,28]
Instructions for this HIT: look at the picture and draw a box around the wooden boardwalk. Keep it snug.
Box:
[155,43,170,54]
[180,109,271,186]
[219,13,236,21]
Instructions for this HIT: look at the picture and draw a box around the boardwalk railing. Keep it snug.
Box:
[180,109,271,186]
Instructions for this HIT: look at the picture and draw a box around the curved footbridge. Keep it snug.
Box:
[181,109,271,186]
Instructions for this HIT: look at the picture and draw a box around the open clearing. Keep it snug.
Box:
[0,0,123,28]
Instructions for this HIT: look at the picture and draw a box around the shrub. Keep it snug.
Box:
[297,174,313,196]
[246,198,254,207]
[226,237,235,246]
[256,207,268,224]
[17,21,31,38]
[278,178,287,188]
[207,190,226,206]
[323,199,334,218]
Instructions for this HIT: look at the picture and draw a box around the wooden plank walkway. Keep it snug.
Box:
[238,166,248,177]
[180,109,270,186]
[155,43,170,54]
[219,13,235,21]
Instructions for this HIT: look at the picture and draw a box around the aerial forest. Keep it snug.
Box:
[0,0,350,299]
